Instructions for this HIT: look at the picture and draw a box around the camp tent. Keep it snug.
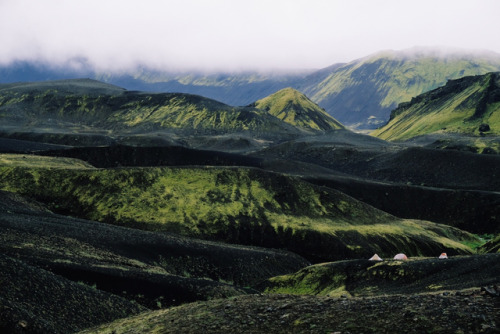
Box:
[369,254,383,261]
[439,253,448,259]
[393,253,408,260]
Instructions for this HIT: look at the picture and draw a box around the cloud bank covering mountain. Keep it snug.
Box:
[1,0,500,72]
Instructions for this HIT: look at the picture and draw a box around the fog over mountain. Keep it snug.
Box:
[1,0,500,72]
[2,47,500,129]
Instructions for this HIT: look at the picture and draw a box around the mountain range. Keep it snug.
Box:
[2,47,500,129]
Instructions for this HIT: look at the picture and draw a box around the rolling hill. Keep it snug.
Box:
[250,88,344,131]
[251,131,500,233]
[1,60,499,334]
[0,156,478,263]
[371,72,500,141]
[0,79,343,139]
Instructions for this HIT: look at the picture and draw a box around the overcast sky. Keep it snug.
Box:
[1,0,499,72]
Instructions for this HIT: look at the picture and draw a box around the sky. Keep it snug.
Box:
[1,0,500,72]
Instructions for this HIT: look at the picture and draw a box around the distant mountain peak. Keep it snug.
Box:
[251,88,344,131]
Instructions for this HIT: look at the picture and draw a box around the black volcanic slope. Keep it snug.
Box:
[0,191,308,288]
[0,190,309,332]
[39,145,265,168]
[250,131,500,233]
[0,254,146,334]
[0,137,71,153]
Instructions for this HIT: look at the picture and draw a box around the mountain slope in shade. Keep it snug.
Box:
[250,88,344,131]
[297,48,500,128]
[372,72,500,141]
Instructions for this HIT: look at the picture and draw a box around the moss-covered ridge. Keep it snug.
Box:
[251,88,344,131]
[260,253,500,297]
[0,162,477,262]
[372,72,500,141]
[0,79,334,135]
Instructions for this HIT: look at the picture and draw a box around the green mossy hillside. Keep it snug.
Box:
[0,80,345,135]
[0,164,477,262]
[299,50,500,127]
[0,153,94,169]
[259,254,500,297]
[251,88,344,131]
[0,79,300,135]
[372,72,500,141]
[478,234,500,253]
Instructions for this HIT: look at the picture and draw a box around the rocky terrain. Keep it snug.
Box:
[80,290,499,334]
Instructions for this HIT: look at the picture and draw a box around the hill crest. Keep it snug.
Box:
[0,79,308,136]
[251,87,344,131]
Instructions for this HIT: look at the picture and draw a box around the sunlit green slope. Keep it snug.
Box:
[251,88,344,131]
[372,72,500,141]
[0,164,477,262]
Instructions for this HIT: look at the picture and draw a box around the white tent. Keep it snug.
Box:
[369,254,383,261]
[393,253,408,260]
[439,252,448,259]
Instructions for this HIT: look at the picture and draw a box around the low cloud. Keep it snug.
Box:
[1,0,499,72]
